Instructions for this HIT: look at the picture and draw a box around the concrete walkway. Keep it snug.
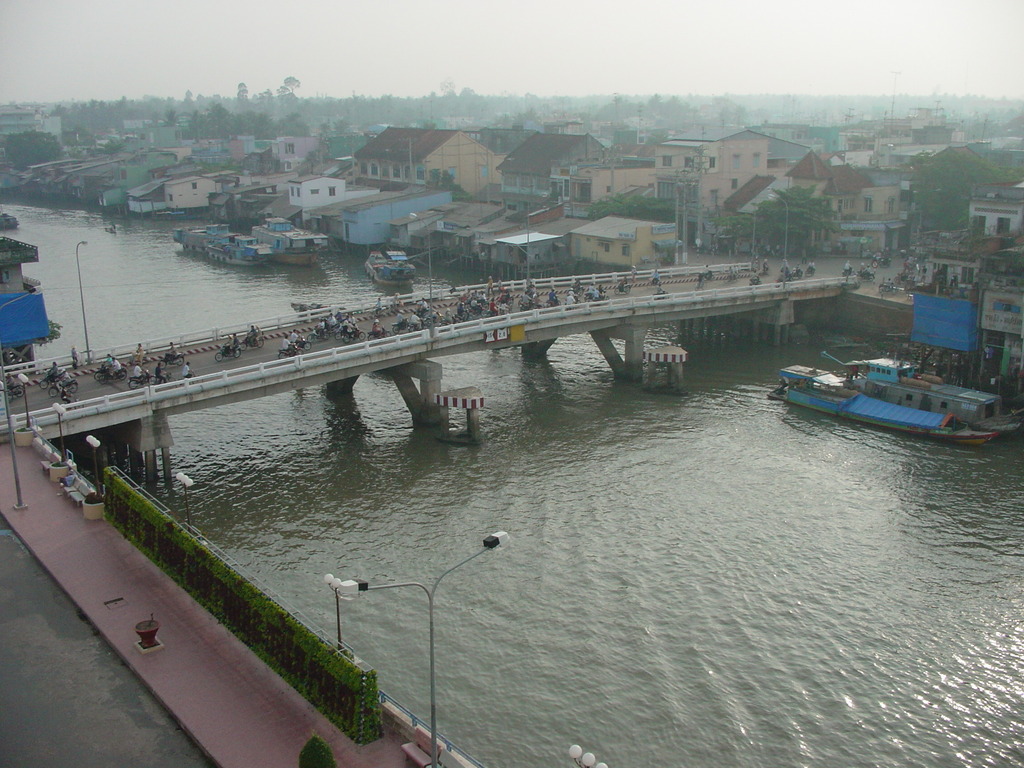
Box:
[0,440,408,768]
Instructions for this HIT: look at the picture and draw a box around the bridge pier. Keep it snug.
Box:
[521,339,556,360]
[325,376,359,397]
[591,325,646,381]
[111,414,175,484]
[388,361,443,426]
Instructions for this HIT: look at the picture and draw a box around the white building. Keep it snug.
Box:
[970,182,1024,236]
[288,175,375,221]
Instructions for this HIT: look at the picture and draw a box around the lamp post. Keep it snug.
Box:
[175,471,194,526]
[16,372,30,425]
[85,435,102,495]
[74,241,92,363]
[51,402,67,464]
[569,745,608,768]
[322,573,353,650]
[336,531,510,768]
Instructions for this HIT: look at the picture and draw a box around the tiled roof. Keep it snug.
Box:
[723,175,776,212]
[787,151,833,180]
[354,127,460,162]
[823,164,871,196]
[497,133,597,175]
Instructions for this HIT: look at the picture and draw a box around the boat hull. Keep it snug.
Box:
[270,251,318,266]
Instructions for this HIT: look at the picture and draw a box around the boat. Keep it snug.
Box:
[0,212,19,230]
[365,249,416,285]
[771,365,999,445]
[833,355,1020,434]
[173,224,236,252]
[205,235,273,267]
[250,218,328,266]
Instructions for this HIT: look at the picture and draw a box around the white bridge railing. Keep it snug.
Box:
[15,274,849,432]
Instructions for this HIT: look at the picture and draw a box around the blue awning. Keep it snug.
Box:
[0,292,50,347]
[911,294,978,352]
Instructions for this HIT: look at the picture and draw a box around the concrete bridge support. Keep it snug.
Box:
[388,361,443,426]
[111,413,175,484]
[521,339,556,361]
[325,376,359,397]
[591,325,647,381]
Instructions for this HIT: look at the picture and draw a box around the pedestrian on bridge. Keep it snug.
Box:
[71,346,80,369]
[133,343,144,366]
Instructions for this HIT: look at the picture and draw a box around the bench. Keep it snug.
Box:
[402,726,442,768]
[64,487,86,506]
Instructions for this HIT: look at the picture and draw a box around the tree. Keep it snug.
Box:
[587,194,676,222]
[912,149,1020,231]
[298,734,336,768]
[3,131,62,168]
[753,187,837,256]
[236,82,249,102]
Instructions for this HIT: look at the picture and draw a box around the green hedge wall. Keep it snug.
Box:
[104,471,382,744]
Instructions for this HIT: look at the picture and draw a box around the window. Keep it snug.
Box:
[416,166,425,181]
[732,154,741,170]
[448,166,456,178]
[863,196,873,213]
[601,241,610,252]
[997,217,1011,233]
[708,157,716,169]
[393,165,401,178]
[657,181,674,198]
[310,188,319,195]
[662,155,673,167]
[285,143,295,154]
[886,196,896,214]
[480,166,488,178]
[753,152,761,168]
[168,194,173,201]
[290,186,299,198]
[328,186,336,196]
[370,163,378,176]
[191,182,198,190]
[606,186,612,193]
[622,244,630,258]
[731,178,738,190]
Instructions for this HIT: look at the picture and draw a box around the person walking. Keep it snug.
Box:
[70,346,80,369]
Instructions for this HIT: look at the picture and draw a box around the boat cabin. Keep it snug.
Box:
[847,358,917,383]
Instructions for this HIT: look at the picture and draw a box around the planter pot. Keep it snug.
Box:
[14,428,33,447]
[135,618,161,649]
[83,501,104,521]
[48,462,70,482]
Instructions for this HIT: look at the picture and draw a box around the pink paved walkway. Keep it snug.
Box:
[0,440,408,768]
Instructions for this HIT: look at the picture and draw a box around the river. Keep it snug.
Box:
[6,201,1024,768]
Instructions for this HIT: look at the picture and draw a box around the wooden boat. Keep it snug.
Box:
[836,355,1018,434]
[772,365,999,445]
[250,218,328,266]
[205,235,273,267]
[173,224,236,252]
[365,249,416,285]
[0,212,19,230]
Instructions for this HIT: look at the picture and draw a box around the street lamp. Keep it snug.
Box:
[85,435,102,495]
[569,745,608,768]
[322,573,354,650]
[336,530,510,768]
[175,471,194,527]
[74,241,92,363]
[51,402,67,464]
[16,372,30,425]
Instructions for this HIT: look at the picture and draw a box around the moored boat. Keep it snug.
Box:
[250,218,328,266]
[0,212,19,230]
[365,249,416,285]
[772,365,999,445]
[205,235,273,267]
[173,224,236,252]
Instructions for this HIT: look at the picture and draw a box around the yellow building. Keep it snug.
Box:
[569,216,678,268]
[355,127,500,198]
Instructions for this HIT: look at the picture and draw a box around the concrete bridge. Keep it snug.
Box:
[4,265,849,479]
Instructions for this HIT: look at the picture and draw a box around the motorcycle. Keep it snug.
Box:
[749,275,762,286]
[336,325,365,343]
[161,350,185,365]
[842,266,854,277]
[243,333,265,349]
[791,267,804,280]
[615,281,632,294]
[367,327,389,340]
[805,265,816,277]
[277,345,300,359]
[127,371,152,390]
[48,378,79,398]
[94,364,128,384]
[214,343,243,362]
[857,267,875,282]
[5,376,24,399]
[39,368,67,389]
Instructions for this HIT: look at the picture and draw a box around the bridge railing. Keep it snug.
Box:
[4,264,759,379]
[14,277,850,431]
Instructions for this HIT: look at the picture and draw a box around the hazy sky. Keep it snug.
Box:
[2,0,1022,104]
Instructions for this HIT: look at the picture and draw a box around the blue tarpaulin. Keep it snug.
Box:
[838,393,948,429]
[0,292,50,347]
[910,294,978,352]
